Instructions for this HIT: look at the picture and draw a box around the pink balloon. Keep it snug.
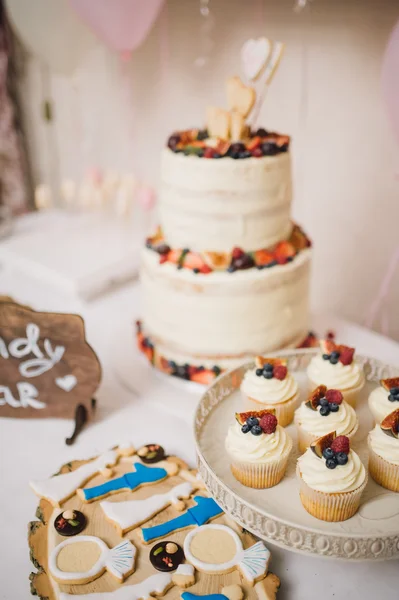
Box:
[382,20,399,146]
[68,0,165,55]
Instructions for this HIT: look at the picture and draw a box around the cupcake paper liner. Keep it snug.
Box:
[230,437,293,489]
[295,420,359,454]
[296,465,367,522]
[242,391,299,427]
[368,441,399,493]
[307,378,364,408]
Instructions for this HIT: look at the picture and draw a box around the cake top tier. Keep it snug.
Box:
[166,127,290,160]
[158,38,292,253]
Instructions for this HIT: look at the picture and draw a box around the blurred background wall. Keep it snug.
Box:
[6,0,399,339]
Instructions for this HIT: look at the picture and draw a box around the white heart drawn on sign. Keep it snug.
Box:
[241,37,272,81]
[55,375,77,392]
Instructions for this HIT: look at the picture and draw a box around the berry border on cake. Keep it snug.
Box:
[145,224,311,275]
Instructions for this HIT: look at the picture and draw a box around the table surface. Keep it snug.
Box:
[1,261,399,600]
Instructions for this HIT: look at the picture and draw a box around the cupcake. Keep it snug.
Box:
[225,409,293,489]
[241,357,300,426]
[297,432,367,521]
[307,340,365,407]
[295,385,359,453]
[368,409,399,492]
[368,377,399,425]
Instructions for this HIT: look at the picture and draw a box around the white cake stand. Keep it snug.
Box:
[195,349,399,561]
[112,322,203,423]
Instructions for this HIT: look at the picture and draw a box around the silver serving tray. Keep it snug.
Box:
[194,349,399,561]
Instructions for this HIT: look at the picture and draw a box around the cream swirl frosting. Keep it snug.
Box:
[241,369,298,405]
[307,355,364,390]
[295,401,358,436]
[368,425,399,466]
[225,421,292,463]
[368,386,395,422]
[297,447,366,493]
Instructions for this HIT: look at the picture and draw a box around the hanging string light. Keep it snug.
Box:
[294,0,314,12]
[195,0,214,68]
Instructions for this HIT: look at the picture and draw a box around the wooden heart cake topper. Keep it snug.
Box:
[226,76,256,118]
[241,37,272,81]
[0,298,101,443]
[206,36,284,140]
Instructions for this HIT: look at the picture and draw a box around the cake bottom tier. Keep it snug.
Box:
[138,247,312,383]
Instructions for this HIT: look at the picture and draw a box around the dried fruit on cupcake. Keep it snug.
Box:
[310,431,336,458]
[254,356,288,380]
[320,340,355,366]
[381,378,399,402]
[310,432,351,469]
[305,385,343,415]
[235,409,278,435]
[380,408,399,438]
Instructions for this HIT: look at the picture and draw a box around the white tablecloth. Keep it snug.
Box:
[1,264,399,600]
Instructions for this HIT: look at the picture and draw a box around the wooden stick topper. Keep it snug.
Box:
[0,299,101,443]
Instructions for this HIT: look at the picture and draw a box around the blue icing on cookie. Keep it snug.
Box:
[182,593,227,600]
[142,495,223,543]
[82,463,168,502]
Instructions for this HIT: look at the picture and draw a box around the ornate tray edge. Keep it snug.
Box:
[194,349,399,561]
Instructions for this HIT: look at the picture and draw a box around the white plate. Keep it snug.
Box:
[194,349,399,561]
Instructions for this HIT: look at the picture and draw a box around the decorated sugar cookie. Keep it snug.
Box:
[101,481,193,535]
[172,564,195,588]
[182,584,243,600]
[28,442,281,599]
[141,495,223,544]
[255,573,281,600]
[59,572,173,600]
[30,448,127,506]
[149,541,185,572]
[79,462,173,503]
[54,509,87,536]
[137,444,165,464]
[184,524,270,585]
[49,536,136,584]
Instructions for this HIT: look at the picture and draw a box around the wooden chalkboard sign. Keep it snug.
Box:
[0,298,101,443]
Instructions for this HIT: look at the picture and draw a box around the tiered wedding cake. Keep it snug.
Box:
[137,45,312,384]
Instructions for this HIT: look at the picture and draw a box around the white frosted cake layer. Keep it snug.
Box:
[159,149,292,252]
[140,247,311,364]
